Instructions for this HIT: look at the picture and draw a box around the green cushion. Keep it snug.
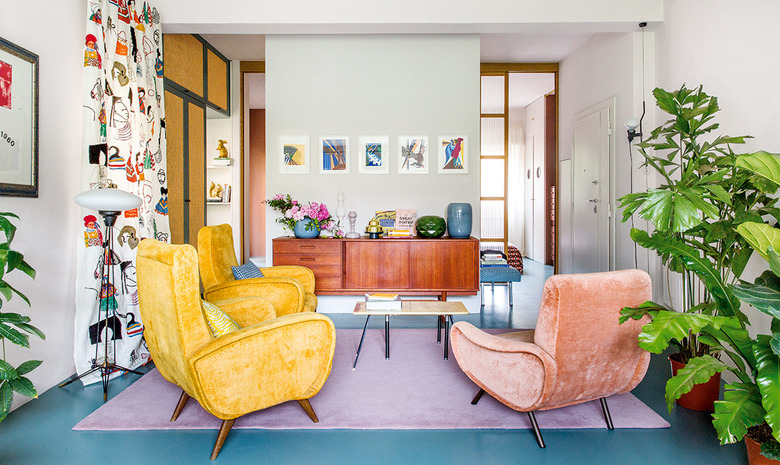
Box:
[201,299,240,337]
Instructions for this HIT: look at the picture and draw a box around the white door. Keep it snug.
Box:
[523,136,535,259]
[532,134,545,262]
[571,103,611,272]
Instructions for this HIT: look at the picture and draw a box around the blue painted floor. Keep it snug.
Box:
[0,260,747,464]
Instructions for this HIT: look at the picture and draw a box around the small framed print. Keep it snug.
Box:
[320,136,350,174]
[358,136,389,174]
[438,136,468,174]
[397,136,428,174]
[279,136,310,174]
[0,37,39,197]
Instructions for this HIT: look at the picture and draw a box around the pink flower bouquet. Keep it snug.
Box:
[266,193,337,234]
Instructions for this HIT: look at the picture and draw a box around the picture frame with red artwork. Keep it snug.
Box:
[0,37,38,197]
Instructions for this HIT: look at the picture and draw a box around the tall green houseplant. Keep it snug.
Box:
[619,84,775,361]
[0,212,44,422]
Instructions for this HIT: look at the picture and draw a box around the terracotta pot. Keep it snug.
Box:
[746,436,780,465]
[669,355,721,412]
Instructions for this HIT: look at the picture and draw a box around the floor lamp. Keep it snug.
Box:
[59,187,145,401]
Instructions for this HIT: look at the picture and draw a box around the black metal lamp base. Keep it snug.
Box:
[58,361,144,402]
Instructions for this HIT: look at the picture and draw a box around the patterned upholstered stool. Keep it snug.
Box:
[480,265,523,307]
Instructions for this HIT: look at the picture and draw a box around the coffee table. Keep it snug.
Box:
[352,300,469,369]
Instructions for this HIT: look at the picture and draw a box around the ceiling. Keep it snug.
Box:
[202,33,592,63]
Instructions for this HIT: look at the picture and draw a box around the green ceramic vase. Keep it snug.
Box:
[416,215,446,238]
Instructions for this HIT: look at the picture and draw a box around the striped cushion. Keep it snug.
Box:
[201,300,240,337]
[231,262,264,280]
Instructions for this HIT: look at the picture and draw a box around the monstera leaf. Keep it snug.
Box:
[737,222,780,263]
[736,151,780,188]
[636,311,728,354]
[713,382,766,444]
[666,355,728,413]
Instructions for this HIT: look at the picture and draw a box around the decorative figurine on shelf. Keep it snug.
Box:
[346,211,360,238]
[216,140,229,158]
[336,190,346,228]
[208,181,223,200]
[366,217,383,239]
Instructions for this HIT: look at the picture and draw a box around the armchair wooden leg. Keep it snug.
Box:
[170,390,190,422]
[471,388,485,405]
[527,411,546,448]
[298,399,319,423]
[600,397,614,430]
[211,419,236,460]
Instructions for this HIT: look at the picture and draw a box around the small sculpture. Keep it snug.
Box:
[216,140,229,159]
[345,211,360,238]
[365,217,383,239]
[208,181,223,200]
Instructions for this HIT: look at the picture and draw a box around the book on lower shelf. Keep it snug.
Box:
[365,293,402,311]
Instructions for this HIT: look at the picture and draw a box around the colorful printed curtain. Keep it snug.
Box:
[75,0,168,385]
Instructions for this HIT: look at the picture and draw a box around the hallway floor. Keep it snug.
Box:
[0,260,747,464]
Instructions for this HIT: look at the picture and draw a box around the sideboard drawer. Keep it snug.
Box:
[274,240,342,255]
[273,253,342,267]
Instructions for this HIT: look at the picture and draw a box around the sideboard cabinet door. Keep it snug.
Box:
[344,242,410,290]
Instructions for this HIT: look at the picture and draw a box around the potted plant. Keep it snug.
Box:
[0,212,44,422]
[266,193,341,238]
[619,84,775,410]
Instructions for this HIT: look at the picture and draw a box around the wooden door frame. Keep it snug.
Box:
[239,61,265,262]
[480,63,559,273]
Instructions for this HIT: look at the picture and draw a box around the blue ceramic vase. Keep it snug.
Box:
[294,218,321,238]
[447,203,472,238]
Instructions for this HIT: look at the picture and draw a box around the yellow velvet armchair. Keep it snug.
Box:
[136,239,336,460]
[198,224,318,313]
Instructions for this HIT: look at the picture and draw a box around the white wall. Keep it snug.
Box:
[265,35,481,312]
[654,0,780,334]
[558,32,655,278]
[0,1,84,408]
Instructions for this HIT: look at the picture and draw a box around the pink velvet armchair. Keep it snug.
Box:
[451,269,652,448]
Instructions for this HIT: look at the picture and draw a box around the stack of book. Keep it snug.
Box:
[383,209,417,238]
[365,293,402,312]
[480,251,507,267]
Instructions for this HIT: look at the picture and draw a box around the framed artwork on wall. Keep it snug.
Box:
[357,136,389,174]
[319,136,350,174]
[438,136,468,174]
[0,37,39,197]
[279,135,310,174]
[397,136,428,174]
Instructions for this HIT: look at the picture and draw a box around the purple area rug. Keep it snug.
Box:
[74,328,669,431]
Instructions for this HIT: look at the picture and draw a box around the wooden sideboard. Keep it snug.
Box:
[272,236,479,299]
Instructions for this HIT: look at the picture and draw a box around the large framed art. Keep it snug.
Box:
[0,37,38,197]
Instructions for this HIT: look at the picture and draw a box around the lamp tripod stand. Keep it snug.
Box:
[59,208,144,402]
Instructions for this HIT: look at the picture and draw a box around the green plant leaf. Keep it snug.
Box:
[713,382,765,444]
[637,310,726,354]
[665,354,728,413]
[761,440,780,461]
[619,300,667,324]
[0,359,18,380]
[754,335,780,442]
[736,151,780,189]
[737,222,780,263]
[631,229,742,319]
[14,323,44,340]
[705,318,757,380]
[0,323,29,348]
[0,381,12,423]
[731,282,780,320]
[15,360,41,376]
[0,313,31,324]
[8,376,36,398]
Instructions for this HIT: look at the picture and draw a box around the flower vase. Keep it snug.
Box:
[447,203,472,238]
[294,218,320,239]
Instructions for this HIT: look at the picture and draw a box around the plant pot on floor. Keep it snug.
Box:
[669,354,721,411]
[746,436,780,465]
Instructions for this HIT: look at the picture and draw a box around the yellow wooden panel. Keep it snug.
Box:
[164,90,185,244]
[188,102,205,247]
[163,34,204,97]
[207,49,228,110]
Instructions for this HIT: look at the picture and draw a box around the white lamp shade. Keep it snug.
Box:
[74,188,142,212]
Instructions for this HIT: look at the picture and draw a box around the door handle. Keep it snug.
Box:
[587,198,598,203]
